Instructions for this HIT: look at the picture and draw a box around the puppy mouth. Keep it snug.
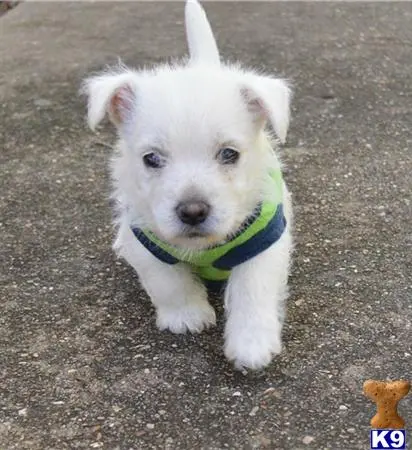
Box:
[184,230,208,239]
[167,226,226,250]
[180,228,226,247]
[178,226,219,243]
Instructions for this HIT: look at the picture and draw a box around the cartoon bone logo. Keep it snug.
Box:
[363,379,410,429]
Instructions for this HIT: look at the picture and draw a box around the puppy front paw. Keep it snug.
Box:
[224,322,282,371]
[156,301,216,334]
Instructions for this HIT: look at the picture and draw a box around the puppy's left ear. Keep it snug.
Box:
[241,76,291,143]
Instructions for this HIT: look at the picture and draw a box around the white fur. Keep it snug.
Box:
[83,0,293,370]
[185,0,220,65]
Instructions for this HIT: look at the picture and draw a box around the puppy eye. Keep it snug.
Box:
[143,151,166,169]
[216,147,240,165]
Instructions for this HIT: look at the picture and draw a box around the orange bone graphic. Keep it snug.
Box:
[363,380,410,429]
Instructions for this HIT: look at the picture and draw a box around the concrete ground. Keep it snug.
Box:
[1,2,411,449]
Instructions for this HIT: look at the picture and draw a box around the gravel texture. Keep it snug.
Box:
[1,3,411,449]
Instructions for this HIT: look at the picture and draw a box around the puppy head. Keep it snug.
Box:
[84,65,290,249]
[83,3,290,250]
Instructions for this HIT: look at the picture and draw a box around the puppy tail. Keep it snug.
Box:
[185,0,220,65]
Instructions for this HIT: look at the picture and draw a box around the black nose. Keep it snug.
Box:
[176,200,210,226]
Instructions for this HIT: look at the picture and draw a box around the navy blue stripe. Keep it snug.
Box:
[213,204,286,270]
[131,227,179,265]
[202,278,227,294]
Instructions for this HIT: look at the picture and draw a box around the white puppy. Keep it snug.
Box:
[83,0,293,370]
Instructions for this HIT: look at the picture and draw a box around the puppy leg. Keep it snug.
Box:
[224,229,292,370]
[114,225,216,334]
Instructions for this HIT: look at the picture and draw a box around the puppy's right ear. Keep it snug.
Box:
[82,71,137,130]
